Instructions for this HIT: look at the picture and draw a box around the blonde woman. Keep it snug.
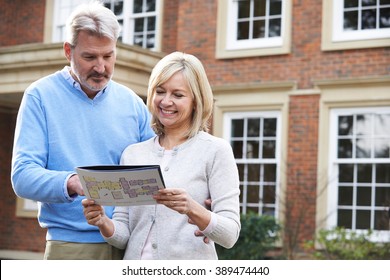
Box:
[83,52,241,259]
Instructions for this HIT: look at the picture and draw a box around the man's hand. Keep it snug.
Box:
[67,174,84,196]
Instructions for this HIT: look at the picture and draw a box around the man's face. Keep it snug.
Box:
[64,30,116,98]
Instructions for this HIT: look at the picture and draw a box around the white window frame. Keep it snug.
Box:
[122,0,161,50]
[226,0,284,50]
[223,111,282,217]
[52,0,89,43]
[322,0,390,50]
[216,0,292,58]
[332,0,390,42]
[327,107,390,242]
[50,0,162,51]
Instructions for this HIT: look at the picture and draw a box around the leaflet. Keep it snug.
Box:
[76,165,165,206]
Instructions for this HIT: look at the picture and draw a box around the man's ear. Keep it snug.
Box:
[63,42,72,62]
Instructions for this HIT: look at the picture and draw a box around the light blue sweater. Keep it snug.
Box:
[107,132,241,259]
[11,66,155,243]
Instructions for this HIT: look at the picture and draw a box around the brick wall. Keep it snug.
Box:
[0,109,47,253]
[162,0,389,90]
[0,0,45,47]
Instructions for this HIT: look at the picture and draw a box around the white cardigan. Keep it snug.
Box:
[105,131,241,259]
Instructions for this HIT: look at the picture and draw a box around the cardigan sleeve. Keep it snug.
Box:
[205,138,241,248]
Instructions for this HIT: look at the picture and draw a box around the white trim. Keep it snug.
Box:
[50,0,162,51]
[223,111,281,217]
[332,0,390,42]
[216,0,292,58]
[226,0,284,50]
[327,107,390,242]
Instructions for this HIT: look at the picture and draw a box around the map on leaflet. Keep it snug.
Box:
[76,165,165,206]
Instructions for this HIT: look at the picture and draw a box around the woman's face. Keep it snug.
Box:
[153,71,194,134]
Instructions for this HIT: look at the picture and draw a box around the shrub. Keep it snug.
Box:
[216,212,281,260]
[307,227,390,260]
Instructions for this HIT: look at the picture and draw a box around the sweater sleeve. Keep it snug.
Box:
[11,88,73,203]
[205,139,241,248]
[104,206,131,249]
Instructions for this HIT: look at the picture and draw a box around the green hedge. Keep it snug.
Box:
[307,227,390,260]
[216,212,281,260]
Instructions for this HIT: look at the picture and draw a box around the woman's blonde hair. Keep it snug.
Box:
[147,52,214,138]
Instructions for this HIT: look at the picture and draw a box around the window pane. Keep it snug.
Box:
[147,17,155,31]
[263,118,277,136]
[338,186,353,205]
[375,186,390,206]
[356,210,371,229]
[146,0,156,12]
[248,164,260,181]
[345,0,359,8]
[231,119,244,137]
[248,118,260,137]
[374,138,390,158]
[238,0,251,18]
[362,9,377,29]
[237,164,245,181]
[344,11,359,30]
[254,0,266,17]
[239,185,244,203]
[247,207,260,214]
[237,21,250,40]
[362,0,377,6]
[263,185,276,203]
[247,140,259,158]
[357,164,372,183]
[269,18,281,37]
[338,139,353,158]
[114,1,123,15]
[380,7,390,27]
[135,18,144,32]
[356,114,371,135]
[253,20,266,38]
[374,114,390,136]
[133,34,143,46]
[375,210,390,230]
[262,206,275,216]
[232,141,243,158]
[146,34,155,48]
[376,164,390,183]
[264,164,276,182]
[381,0,390,5]
[338,116,353,136]
[356,186,372,206]
[338,209,352,228]
[339,164,354,182]
[269,0,282,15]
[356,138,371,158]
[247,185,260,203]
[262,140,276,158]
[133,0,143,13]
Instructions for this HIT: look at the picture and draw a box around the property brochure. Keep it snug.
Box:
[76,165,165,206]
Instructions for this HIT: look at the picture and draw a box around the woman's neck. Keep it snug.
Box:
[159,132,188,150]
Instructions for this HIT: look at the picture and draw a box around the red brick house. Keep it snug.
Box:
[1,0,389,259]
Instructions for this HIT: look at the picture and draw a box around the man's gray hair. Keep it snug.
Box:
[66,1,120,46]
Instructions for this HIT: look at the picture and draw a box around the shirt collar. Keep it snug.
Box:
[61,66,107,98]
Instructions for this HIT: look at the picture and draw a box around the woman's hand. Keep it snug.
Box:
[153,188,194,214]
[81,199,114,237]
[154,188,211,231]
[82,199,106,226]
